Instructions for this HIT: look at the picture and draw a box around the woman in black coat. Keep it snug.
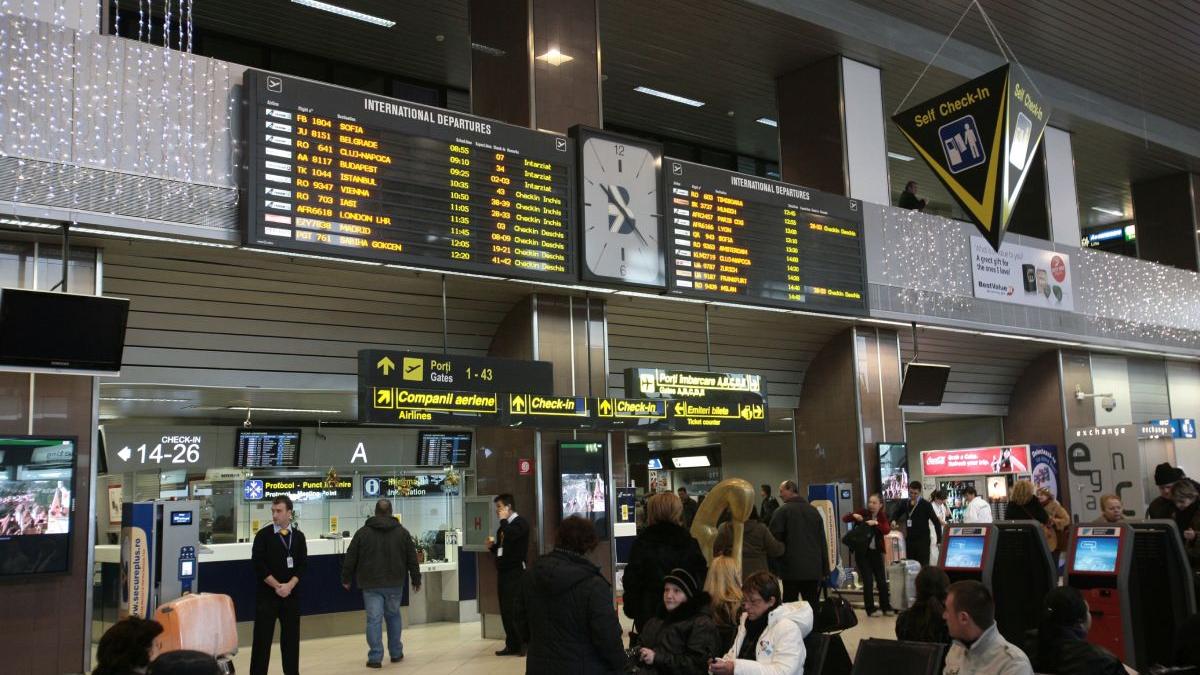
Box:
[1030,587,1128,675]
[1004,480,1049,525]
[895,566,951,646]
[633,568,722,674]
[517,516,626,675]
[624,493,708,635]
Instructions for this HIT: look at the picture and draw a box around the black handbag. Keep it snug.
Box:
[814,583,859,633]
[840,522,873,553]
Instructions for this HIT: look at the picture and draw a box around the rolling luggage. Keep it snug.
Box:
[887,560,920,610]
[154,592,238,670]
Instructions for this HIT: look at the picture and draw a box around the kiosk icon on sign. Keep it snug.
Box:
[938,114,986,173]
[244,479,264,500]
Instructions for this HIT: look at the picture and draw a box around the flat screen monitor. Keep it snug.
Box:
[0,288,130,373]
[417,431,471,467]
[878,442,909,501]
[234,429,300,468]
[0,436,77,577]
[1073,536,1120,574]
[899,363,951,406]
[647,457,663,470]
[943,535,986,569]
[558,441,608,540]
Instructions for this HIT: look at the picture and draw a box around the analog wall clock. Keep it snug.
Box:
[571,127,665,287]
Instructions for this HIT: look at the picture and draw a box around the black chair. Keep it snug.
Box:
[851,638,945,675]
[805,631,852,675]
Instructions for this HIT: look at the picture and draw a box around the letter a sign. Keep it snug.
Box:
[892,64,1050,251]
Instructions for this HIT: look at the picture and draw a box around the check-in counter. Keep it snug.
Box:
[93,539,478,640]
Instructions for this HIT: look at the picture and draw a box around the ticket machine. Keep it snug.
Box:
[119,500,201,618]
[940,522,1054,646]
[1067,521,1197,669]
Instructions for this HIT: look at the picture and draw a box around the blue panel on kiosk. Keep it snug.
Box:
[944,536,986,569]
[1073,536,1120,573]
[457,547,478,602]
[808,484,837,503]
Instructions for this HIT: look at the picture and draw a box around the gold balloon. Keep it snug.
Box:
[690,478,756,570]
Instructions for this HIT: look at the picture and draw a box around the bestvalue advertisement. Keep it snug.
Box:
[921,444,1031,477]
[970,237,1074,311]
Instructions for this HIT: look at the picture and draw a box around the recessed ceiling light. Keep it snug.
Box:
[1091,206,1125,217]
[100,397,191,403]
[635,86,704,107]
[887,151,916,162]
[290,0,395,27]
[536,48,573,66]
[471,42,506,57]
[755,117,778,127]
[226,406,343,414]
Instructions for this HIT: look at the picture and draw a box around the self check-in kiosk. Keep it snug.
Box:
[1067,521,1198,669]
[119,500,201,618]
[940,522,1054,646]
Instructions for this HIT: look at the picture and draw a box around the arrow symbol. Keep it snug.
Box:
[510,395,526,413]
[599,399,613,416]
[376,389,393,406]
[674,402,687,416]
[377,356,395,375]
[118,446,132,462]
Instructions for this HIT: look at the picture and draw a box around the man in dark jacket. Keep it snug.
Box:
[895,481,941,567]
[677,487,699,528]
[1148,462,1186,518]
[769,480,828,604]
[250,495,308,675]
[489,493,530,656]
[341,498,422,668]
[760,484,780,525]
[517,515,625,674]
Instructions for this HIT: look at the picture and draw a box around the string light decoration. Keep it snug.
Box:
[1,0,235,226]
[879,206,974,317]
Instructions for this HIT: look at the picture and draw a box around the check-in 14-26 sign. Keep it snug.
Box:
[892,64,1050,251]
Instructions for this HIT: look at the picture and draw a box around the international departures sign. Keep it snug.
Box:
[892,64,1050,251]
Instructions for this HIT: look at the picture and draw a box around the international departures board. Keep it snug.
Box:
[663,159,868,314]
[243,70,575,280]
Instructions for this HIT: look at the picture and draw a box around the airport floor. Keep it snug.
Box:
[228,608,898,674]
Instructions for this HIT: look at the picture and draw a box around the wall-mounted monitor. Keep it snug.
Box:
[417,431,472,467]
[899,363,951,406]
[234,429,300,468]
[0,436,77,578]
[671,455,711,468]
[0,288,129,374]
[878,442,909,501]
[558,441,608,540]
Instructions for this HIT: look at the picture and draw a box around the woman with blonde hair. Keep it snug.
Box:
[704,555,743,653]
[1036,486,1070,558]
[624,492,708,636]
[1004,480,1049,525]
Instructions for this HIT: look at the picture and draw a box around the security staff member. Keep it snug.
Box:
[488,493,529,656]
[250,495,308,675]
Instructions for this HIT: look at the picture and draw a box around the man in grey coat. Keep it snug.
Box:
[342,499,422,668]
[769,480,828,604]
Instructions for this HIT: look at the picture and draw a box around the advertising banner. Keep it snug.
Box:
[1030,445,1060,500]
[119,502,155,619]
[893,64,1051,251]
[921,444,1031,477]
[1065,425,1145,523]
[970,237,1074,311]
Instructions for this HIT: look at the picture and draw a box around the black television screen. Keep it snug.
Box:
[878,442,909,501]
[417,431,472,467]
[0,288,129,373]
[234,429,301,468]
[0,436,77,577]
[558,441,608,540]
[899,363,951,406]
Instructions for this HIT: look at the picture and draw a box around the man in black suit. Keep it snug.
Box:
[896,481,941,567]
[489,493,529,656]
[250,495,308,675]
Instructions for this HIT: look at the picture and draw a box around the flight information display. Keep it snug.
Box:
[235,429,301,468]
[663,159,868,314]
[243,70,576,280]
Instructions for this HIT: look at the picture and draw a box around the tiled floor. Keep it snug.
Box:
[229,608,899,674]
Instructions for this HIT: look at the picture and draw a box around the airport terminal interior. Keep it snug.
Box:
[1,1,1200,674]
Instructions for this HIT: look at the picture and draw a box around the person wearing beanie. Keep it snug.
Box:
[634,568,722,674]
[1148,463,1186,519]
[1029,587,1129,675]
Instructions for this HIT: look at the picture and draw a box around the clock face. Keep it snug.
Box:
[582,136,663,285]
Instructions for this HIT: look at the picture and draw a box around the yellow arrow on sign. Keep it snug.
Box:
[599,399,614,416]
[376,389,393,407]
[510,394,527,414]
[377,356,396,375]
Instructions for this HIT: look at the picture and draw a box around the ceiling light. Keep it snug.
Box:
[100,397,191,403]
[755,117,778,127]
[290,0,395,27]
[0,217,60,230]
[471,42,506,57]
[226,406,343,414]
[536,49,573,66]
[888,152,916,162]
[634,86,704,107]
[1091,206,1125,217]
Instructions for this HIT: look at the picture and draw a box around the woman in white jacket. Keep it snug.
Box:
[708,571,813,675]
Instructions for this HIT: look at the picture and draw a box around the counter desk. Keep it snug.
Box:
[93,538,478,641]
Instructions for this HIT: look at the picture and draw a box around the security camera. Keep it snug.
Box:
[1101,397,1117,412]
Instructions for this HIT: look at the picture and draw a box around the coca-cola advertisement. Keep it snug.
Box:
[921,444,1031,477]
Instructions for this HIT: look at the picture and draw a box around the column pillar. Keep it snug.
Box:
[776,56,889,203]
[1043,127,1083,247]
[1131,173,1200,272]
